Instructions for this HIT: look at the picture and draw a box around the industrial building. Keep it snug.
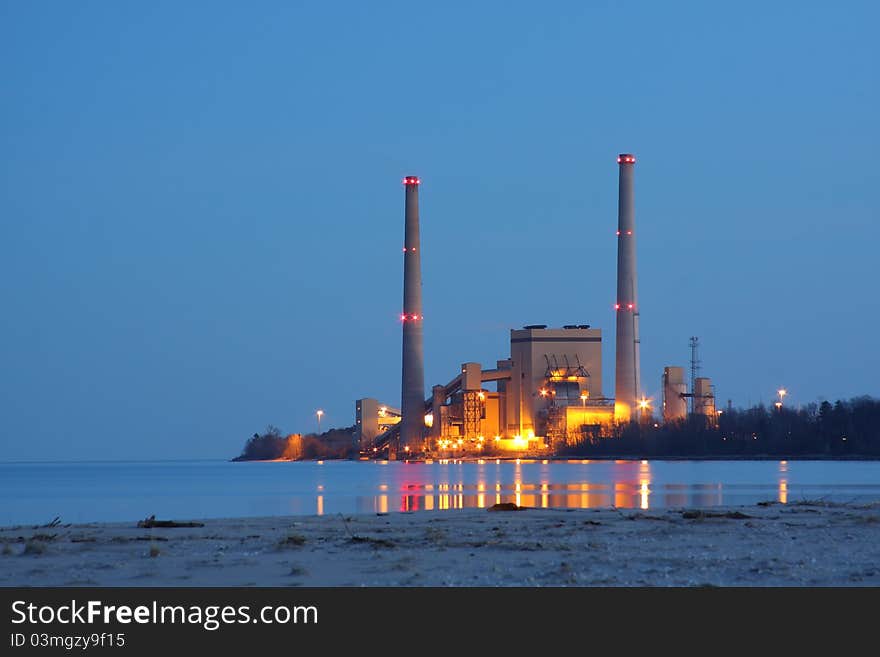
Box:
[356,325,612,452]
[354,154,717,456]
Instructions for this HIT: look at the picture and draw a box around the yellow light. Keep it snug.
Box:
[526,429,535,440]
[424,413,433,427]
[478,436,484,442]
[539,388,548,397]
[477,391,485,401]
[637,398,651,410]
[404,446,410,452]
[775,402,783,409]
[778,388,787,398]
[494,436,500,441]
[379,406,387,417]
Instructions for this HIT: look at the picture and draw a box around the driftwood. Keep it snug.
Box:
[681,510,752,520]
[137,515,204,529]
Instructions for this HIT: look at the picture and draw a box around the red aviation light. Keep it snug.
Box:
[403,176,421,186]
[614,304,621,310]
[627,303,634,310]
[617,154,636,164]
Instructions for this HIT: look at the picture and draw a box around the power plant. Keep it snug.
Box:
[354,155,717,456]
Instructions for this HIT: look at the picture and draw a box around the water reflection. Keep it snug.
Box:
[779,460,788,504]
[310,458,852,516]
[370,460,661,511]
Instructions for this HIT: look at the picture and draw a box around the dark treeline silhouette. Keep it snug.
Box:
[562,396,880,457]
[233,425,357,461]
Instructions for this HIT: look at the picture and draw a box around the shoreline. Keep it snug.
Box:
[232,454,880,463]
[3,501,879,586]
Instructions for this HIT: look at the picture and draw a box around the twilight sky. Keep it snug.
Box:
[1,1,877,460]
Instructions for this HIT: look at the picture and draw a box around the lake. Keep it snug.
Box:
[2,458,879,525]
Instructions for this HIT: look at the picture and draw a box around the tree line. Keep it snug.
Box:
[233,425,357,461]
[563,396,880,457]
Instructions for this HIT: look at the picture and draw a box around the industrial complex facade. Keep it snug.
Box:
[355,155,716,458]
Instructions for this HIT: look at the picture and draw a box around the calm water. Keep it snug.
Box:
[1,459,879,525]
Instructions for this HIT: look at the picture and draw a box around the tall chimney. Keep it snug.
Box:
[398,175,425,455]
[614,154,641,421]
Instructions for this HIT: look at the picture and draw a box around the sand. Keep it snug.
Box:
[2,502,879,587]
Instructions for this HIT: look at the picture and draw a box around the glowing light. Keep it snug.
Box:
[637,398,651,410]
[477,391,485,401]
[379,406,387,417]
[616,230,621,236]
[775,402,783,409]
[494,436,501,441]
[403,176,421,185]
[777,388,787,398]
[400,313,406,321]
[614,304,620,310]
[424,413,433,427]
[539,388,548,397]
[627,303,634,309]
[404,446,410,453]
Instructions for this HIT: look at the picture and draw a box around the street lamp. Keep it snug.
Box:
[580,392,588,407]
[316,409,324,433]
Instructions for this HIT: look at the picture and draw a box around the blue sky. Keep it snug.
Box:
[1,1,877,460]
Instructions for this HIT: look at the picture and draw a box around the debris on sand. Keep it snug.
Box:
[487,503,526,512]
[137,515,205,529]
[349,535,396,549]
[278,534,307,548]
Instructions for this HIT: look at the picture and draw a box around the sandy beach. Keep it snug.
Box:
[2,502,879,587]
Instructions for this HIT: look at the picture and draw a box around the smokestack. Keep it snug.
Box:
[614,154,641,421]
[398,175,425,455]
